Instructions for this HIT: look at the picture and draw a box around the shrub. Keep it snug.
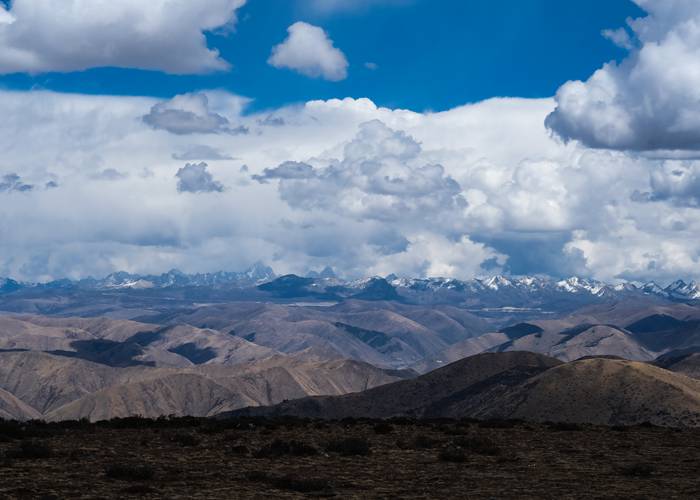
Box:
[547,422,583,432]
[5,441,53,460]
[439,447,468,463]
[253,439,318,458]
[105,463,155,481]
[170,432,200,447]
[411,434,439,449]
[620,463,655,478]
[478,419,521,429]
[121,485,157,495]
[227,444,250,457]
[325,437,371,456]
[373,422,394,435]
[452,436,500,456]
[246,471,331,493]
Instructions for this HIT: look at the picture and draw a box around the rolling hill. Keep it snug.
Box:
[230,352,700,427]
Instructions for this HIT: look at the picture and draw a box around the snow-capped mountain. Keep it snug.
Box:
[664,280,700,300]
[2,266,700,306]
[91,263,277,290]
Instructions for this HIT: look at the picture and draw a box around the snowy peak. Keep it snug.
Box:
[481,275,514,291]
[88,263,277,290]
[556,277,606,296]
[665,280,700,300]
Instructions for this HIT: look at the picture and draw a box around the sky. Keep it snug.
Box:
[1,0,700,284]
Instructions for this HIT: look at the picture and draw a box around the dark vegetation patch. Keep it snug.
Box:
[399,434,440,450]
[169,432,201,447]
[547,421,584,432]
[325,437,371,456]
[246,471,333,494]
[451,435,500,456]
[620,463,655,478]
[373,422,394,434]
[120,485,158,495]
[477,419,523,429]
[5,441,53,460]
[0,416,696,498]
[438,447,467,463]
[253,439,318,458]
[105,463,155,481]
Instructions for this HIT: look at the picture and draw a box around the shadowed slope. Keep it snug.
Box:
[486,358,700,427]
[226,352,561,419]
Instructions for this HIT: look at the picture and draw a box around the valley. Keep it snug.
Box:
[0,270,700,425]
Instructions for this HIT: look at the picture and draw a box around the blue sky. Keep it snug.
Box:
[0,0,642,112]
[3,0,700,284]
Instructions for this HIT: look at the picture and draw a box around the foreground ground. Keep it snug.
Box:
[0,417,698,499]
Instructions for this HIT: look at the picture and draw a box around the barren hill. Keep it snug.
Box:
[228,352,562,420]
[484,358,700,427]
[230,353,700,427]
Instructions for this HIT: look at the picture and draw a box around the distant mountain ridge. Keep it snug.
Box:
[2,267,700,306]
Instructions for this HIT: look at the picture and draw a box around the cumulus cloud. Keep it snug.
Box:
[143,93,249,135]
[632,160,700,207]
[3,88,700,284]
[0,0,245,74]
[176,162,225,193]
[547,0,700,151]
[255,120,467,227]
[367,234,505,281]
[268,22,348,81]
[0,173,33,192]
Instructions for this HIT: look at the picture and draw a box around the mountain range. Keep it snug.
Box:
[3,266,700,304]
[1,268,700,426]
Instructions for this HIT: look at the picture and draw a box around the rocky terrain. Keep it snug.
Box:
[1,271,700,423]
[0,417,698,499]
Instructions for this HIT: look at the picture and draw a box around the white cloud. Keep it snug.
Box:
[268,22,348,81]
[143,92,249,135]
[0,0,246,74]
[307,0,411,14]
[1,89,700,284]
[602,27,635,50]
[176,162,225,193]
[255,120,467,232]
[547,0,700,151]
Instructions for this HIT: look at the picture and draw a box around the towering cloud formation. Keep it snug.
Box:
[143,93,249,135]
[546,0,700,151]
[176,163,225,194]
[0,0,246,74]
[269,22,349,81]
[256,120,466,225]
